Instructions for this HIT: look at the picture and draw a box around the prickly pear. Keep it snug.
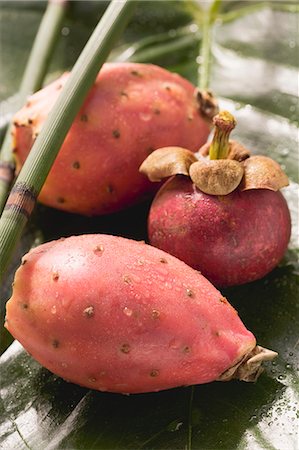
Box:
[12,63,211,216]
[5,234,276,394]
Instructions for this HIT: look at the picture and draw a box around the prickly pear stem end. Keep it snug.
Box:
[195,89,219,122]
[209,111,236,160]
[217,345,278,383]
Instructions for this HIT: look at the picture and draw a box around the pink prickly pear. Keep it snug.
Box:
[5,234,276,394]
[12,63,212,216]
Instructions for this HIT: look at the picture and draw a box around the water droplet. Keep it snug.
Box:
[132,274,141,283]
[280,148,289,157]
[167,419,184,432]
[277,374,286,381]
[285,364,291,370]
[169,339,179,350]
[152,309,160,319]
[156,265,169,276]
[189,24,198,33]
[140,112,151,122]
[61,27,69,36]
[157,276,166,283]
[123,307,133,317]
[51,305,57,314]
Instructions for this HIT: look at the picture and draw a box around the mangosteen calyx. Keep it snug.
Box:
[139,147,197,182]
[139,110,289,195]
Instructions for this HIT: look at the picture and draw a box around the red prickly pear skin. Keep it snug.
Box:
[148,176,291,287]
[5,234,256,394]
[12,63,210,216]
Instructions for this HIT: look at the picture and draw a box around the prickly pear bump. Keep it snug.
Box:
[5,234,276,394]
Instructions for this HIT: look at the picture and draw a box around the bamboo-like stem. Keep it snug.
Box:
[0,0,136,285]
[20,0,69,95]
[0,0,68,214]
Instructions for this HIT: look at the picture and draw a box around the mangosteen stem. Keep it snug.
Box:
[209,111,236,160]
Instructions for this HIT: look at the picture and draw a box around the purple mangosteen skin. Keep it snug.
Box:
[148,175,291,287]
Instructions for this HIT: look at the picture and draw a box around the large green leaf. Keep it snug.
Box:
[0,1,298,449]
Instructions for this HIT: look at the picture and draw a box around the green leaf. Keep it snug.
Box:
[0,1,298,449]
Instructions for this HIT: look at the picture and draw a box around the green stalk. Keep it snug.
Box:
[0,0,68,213]
[115,25,200,63]
[209,111,236,160]
[198,9,212,90]
[220,1,299,24]
[198,0,222,90]
[129,33,199,63]
[0,0,136,285]
[20,0,68,95]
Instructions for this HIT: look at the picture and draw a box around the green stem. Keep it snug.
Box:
[116,24,199,62]
[220,1,299,24]
[0,0,136,286]
[129,33,200,63]
[0,0,68,214]
[20,0,68,95]
[198,10,212,90]
[197,0,222,90]
[209,111,236,160]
